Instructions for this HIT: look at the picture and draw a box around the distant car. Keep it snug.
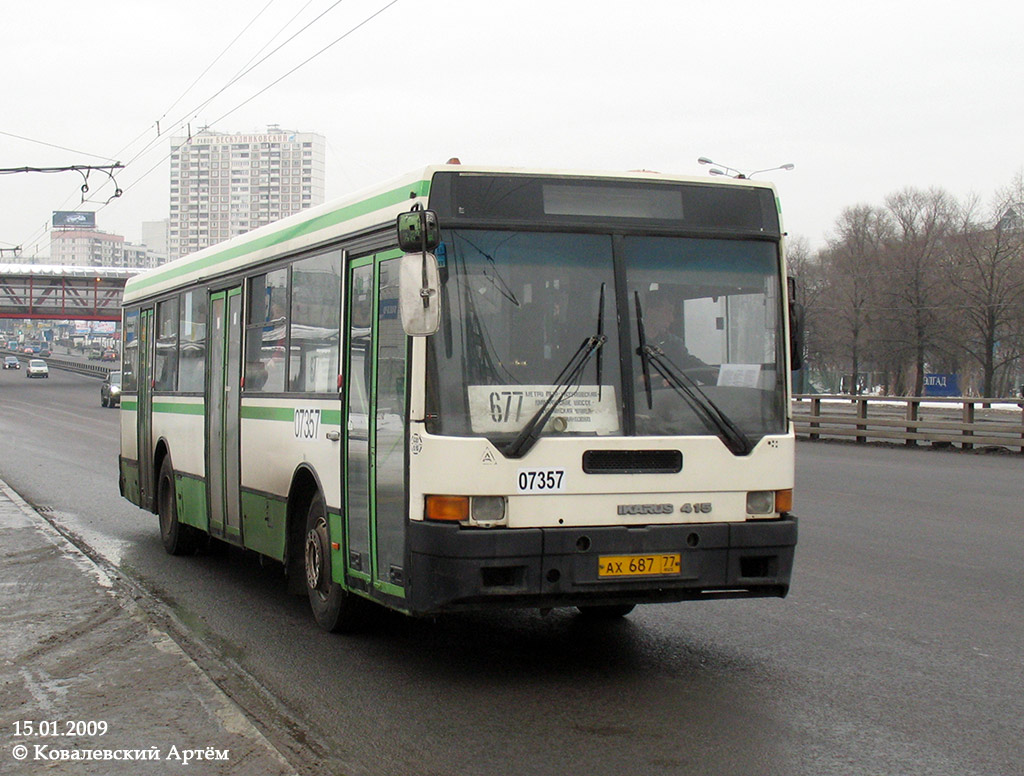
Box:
[3,356,19,370]
[101,371,122,408]
[26,359,49,378]
[101,349,118,362]
[38,347,51,357]
[88,349,103,360]
[23,346,34,354]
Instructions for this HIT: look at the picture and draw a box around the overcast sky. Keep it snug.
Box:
[3,0,1023,258]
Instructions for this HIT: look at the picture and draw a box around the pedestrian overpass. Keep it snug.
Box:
[0,264,139,321]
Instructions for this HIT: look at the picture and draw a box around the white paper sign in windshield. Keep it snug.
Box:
[716,363,762,388]
[467,385,619,435]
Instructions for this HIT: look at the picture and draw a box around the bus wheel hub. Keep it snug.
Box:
[305,527,325,590]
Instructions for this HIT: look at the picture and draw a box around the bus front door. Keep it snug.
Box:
[208,287,243,542]
[344,255,408,601]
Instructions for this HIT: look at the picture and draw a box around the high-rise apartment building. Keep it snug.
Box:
[50,229,122,266]
[50,228,162,269]
[168,126,326,261]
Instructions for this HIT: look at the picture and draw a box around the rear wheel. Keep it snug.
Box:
[576,603,636,619]
[158,457,199,555]
[304,493,368,633]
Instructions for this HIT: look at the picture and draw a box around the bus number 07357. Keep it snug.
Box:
[517,468,566,493]
[294,408,321,440]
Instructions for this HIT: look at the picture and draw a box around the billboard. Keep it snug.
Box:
[52,211,96,228]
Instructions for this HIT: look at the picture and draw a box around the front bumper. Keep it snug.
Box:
[405,517,797,614]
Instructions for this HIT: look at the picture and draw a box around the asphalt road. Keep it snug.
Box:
[2,366,1021,776]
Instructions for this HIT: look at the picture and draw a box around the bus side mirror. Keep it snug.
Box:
[399,251,441,336]
[789,301,804,371]
[787,277,804,371]
[397,208,442,336]
[397,209,440,253]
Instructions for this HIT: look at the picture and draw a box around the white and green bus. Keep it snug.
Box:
[119,164,799,631]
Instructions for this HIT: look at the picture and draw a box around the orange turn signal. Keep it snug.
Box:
[425,495,469,522]
[775,489,793,513]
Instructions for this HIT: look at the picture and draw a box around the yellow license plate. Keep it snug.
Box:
[598,553,681,577]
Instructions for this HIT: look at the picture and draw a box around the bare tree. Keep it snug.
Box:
[818,205,892,393]
[881,187,956,396]
[946,183,1024,396]
[792,176,1024,398]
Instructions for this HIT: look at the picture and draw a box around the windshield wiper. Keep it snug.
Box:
[634,292,654,411]
[643,345,753,455]
[501,332,607,459]
[596,283,605,401]
[633,293,752,456]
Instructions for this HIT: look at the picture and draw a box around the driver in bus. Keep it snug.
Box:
[644,292,714,381]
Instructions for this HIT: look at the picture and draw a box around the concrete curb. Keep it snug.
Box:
[0,479,299,775]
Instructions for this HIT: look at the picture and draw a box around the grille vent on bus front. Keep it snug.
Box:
[582,450,683,475]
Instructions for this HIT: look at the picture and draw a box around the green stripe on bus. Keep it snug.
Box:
[128,180,430,294]
[239,406,342,424]
[153,402,205,415]
[240,406,294,422]
[125,401,340,423]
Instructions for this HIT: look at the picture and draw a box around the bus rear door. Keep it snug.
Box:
[207,286,243,542]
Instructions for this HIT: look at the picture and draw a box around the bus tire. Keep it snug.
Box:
[158,457,199,556]
[304,493,366,633]
[576,603,636,619]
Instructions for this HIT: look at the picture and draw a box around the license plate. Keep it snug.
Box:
[598,553,681,577]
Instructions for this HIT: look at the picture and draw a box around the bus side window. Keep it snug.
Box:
[178,290,207,393]
[123,309,139,392]
[289,249,341,392]
[245,269,288,392]
[155,297,179,392]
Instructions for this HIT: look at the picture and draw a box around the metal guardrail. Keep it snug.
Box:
[793,394,1024,453]
[7,356,1024,450]
[4,349,113,378]
[45,356,112,378]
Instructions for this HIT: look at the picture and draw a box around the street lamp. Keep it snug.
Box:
[748,163,795,178]
[697,156,744,178]
[697,157,795,179]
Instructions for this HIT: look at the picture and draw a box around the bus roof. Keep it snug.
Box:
[122,164,778,305]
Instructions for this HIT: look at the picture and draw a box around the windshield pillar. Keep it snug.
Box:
[611,234,637,436]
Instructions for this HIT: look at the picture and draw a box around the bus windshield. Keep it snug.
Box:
[425,229,787,447]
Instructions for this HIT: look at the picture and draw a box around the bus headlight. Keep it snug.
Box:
[746,489,793,518]
[470,496,507,527]
[745,490,775,516]
[424,495,507,527]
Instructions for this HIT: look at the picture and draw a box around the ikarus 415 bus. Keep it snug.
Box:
[119,164,799,631]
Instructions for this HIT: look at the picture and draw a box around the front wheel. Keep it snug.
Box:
[304,494,369,633]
